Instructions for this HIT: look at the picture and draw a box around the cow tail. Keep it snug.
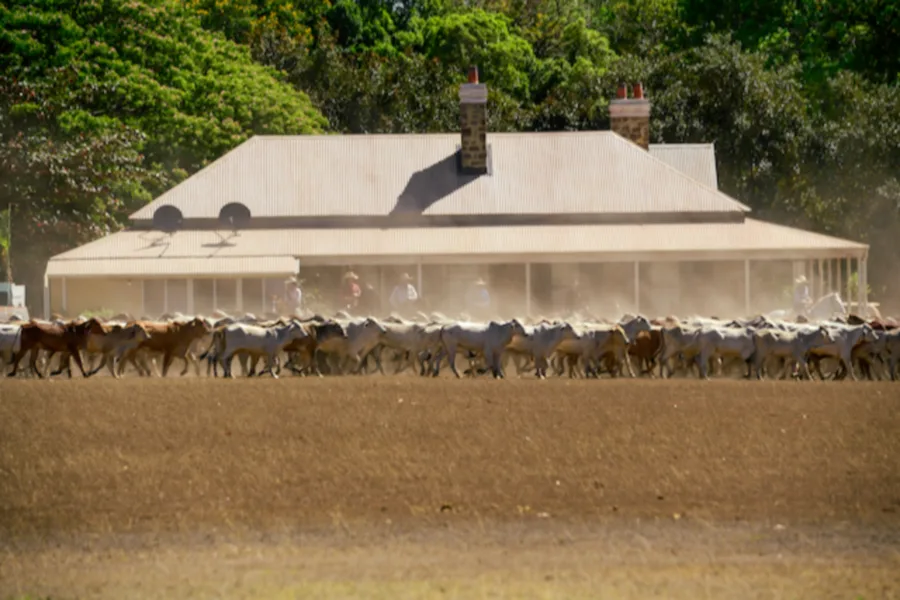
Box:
[198,330,220,361]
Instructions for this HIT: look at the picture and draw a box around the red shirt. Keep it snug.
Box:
[344,281,361,299]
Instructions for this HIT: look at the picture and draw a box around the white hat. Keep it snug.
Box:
[795,275,807,284]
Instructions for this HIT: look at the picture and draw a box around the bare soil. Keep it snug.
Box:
[1,379,898,599]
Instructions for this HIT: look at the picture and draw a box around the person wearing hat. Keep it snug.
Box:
[564,278,585,316]
[793,274,812,318]
[341,271,362,311]
[284,276,302,315]
[389,272,419,314]
[465,276,491,319]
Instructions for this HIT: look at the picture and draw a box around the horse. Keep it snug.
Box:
[766,291,847,322]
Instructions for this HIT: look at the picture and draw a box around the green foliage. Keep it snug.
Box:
[0,0,327,304]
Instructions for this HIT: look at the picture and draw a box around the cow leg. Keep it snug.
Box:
[444,345,461,378]
[858,357,873,381]
[482,349,497,378]
[158,351,174,377]
[796,356,813,381]
[7,347,28,378]
[179,353,193,377]
[5,352,18,377]
[841,352,857,381]
[622,350,637,378]
[105,352,122,379]
[658,353,672,379]
[90,354,109,377]
[267,354,279,379]
[139,352,158,377]
[696,353,710,380]
[220,353,234,378]
[50,352,69,377]
[29,348,45,379]
[64,346,89,378]
[534,354,547,379]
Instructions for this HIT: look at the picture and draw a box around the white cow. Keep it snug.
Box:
[752,326,834,380]
[659,325,703,378]
[808,323,878,381]
[438,319,527,378]
[375,319,444,375]
[0,324,21,373]
[508,321,579,378]
[317,317,387,375]
[695,327,756,379]
[213,322,310,378]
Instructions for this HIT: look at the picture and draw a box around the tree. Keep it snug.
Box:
[648,35,808,215]
[0,0,327,311]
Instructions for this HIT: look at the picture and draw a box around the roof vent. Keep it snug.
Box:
[152,205,183,233]
[218,203,251,230]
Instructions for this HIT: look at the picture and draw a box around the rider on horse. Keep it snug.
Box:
[793,275,813,318]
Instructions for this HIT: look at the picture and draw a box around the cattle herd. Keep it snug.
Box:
[0,310,898,381]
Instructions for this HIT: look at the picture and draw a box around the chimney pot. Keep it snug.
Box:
[609,83,651,150]
[459,66,488,174]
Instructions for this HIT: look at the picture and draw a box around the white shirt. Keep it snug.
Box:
[389,283,418,308]
[287,286,302,309]
[466,286,490,308]
[794,284,810,305]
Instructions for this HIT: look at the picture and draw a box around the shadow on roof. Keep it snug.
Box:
[390,152,481,217]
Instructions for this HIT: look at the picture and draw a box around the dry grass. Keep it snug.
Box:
[1,378,899,599]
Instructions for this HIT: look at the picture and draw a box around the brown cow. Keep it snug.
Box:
[627,328,662,376]
[120,317,211,377]
[78,319,151,378]
[281,320,348,377]
[8,319,93,378]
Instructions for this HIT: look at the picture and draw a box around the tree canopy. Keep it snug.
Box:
[0,0,326,293]
[2,0,899,309]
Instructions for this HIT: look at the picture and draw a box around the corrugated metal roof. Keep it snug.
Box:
[649,144,718,190]
[129,133,749,222]
[45,256,297,277]
[47,219,866,276]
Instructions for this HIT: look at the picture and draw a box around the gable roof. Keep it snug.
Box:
[129,132,749,225]
[649,143,718,190]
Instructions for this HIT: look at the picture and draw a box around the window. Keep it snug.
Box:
[194,279,214,316]
[143,280,165,316]
[166,279,188,314]
[242,278,263,315]
[215,279,237,313]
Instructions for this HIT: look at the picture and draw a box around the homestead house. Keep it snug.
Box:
[44,68,869,319]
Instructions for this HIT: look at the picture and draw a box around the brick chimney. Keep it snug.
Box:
[458,65,488,174]
[609,82,651,150]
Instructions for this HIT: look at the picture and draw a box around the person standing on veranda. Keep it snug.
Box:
[340,270,362,313]
[389,272,419,317]
[793,275,812,319]
[465,277,491,320]
[284,276,303,316]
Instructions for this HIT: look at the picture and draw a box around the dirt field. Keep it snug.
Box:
[1,379,899,599]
